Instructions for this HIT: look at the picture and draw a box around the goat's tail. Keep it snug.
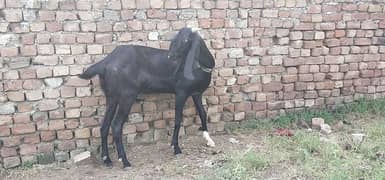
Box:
[78,61,104,79]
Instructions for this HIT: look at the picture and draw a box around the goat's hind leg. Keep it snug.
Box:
[111,96,136,169]
[193,94,215,147]
[100,97,118,167]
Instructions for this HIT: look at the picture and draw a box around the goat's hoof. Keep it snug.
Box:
[123,162,131,169]
[174,146,182,155]
[103,159,113,167]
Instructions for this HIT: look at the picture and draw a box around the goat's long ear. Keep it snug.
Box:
[183,33,202,80]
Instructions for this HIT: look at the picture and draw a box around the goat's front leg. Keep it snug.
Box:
[171,93,188,155]
[192,94,215,147]
[111,97,135,168]
[100,98,118,167]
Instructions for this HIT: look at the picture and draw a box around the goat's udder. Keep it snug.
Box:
[203,131,215,147]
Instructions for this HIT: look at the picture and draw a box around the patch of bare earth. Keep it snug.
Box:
[0,132,265,180]
[3,115,383,180]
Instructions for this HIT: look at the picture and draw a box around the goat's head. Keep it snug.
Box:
[169,28,214,80]
[168,28,194,60]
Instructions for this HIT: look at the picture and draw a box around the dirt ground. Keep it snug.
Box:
[3,113,384,180]
[0,132,265,180]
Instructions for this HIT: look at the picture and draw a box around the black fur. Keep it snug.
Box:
[79,28,215,168]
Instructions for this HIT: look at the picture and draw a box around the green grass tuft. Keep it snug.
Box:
[213,150,269,180]
[226,98,385,132]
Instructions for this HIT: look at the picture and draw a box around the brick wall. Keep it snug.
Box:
[1,0,385,168]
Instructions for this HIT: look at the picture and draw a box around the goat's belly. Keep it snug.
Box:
[140,80,176,94]
[141,88,175,94]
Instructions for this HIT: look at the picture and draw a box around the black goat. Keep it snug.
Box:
[79,28,216,168]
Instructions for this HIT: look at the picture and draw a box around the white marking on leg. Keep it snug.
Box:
[118,158,122,162]
[102,156,107,161]
[203,131,215,147]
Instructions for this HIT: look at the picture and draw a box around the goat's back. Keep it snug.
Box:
[100,45,179,95]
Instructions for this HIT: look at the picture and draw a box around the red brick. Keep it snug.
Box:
[19,144,37,155]
[91,127,100,137]
[60,87,76,98]
[74,128,90,139]
[75,0,91,9]
[80,118,98,127]
[65,119,79,129]
[283,58,304,66]
[345,71,359,79]
[37,143,54,153]
[3,9,22,22]
[95,34,112,43]
[38,100,59,111]
[13,113,30,123]
[26,90,43,101]
[0,126,11,136]
[282,75,298,83]
[122,124,136,134]
[7,91,25,102]
[136,123,150,132]
[48,109,64,119]
[361,70,375,78]
[211,19,224,28]
[354,38,371,45]
[87,45,103,55]
[96,22,112,32]
[235,102,252,112]
[57,130,73,140]
[1,47,18,57]
[23,80,43,90]
[39,11,55,21]
[199,19,211,28]
[294,23,313,30]
[81,97,98,106]
[12,123,35,135]
[153,120,166,129]
[56,11,77,21]
[44,89,60,99]
[252,102,266,111]
[2,136,21,147]
[241,83,261,93]
[19,68,36,79]
[323,13,342,22]
[315,81,335,90]
[20,45,37,56]
[23,133,40,144]
[65,77,89,86]
[30,23,45,32]
[299,74,313,82]
[57,140,76,151]
[21,34,35,45]
[46,22,63,32]
[342,4,357,11]
[76,139,90,148]
[48,120,65,130]
[263,82,283,91]
[266,66,284,73]
[40,131,56,142]
[1,147,17,157]
[314,73,326,81]
[4,80,23,91]
[17,103,33,113]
